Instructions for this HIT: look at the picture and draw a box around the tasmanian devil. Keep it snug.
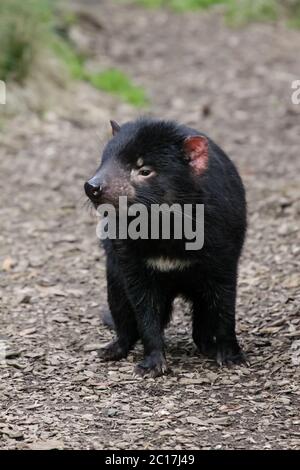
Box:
[84,117,247,377]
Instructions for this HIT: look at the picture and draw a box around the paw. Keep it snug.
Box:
[98,339,128,361]
[134,351,168,378]
[216,342,248,367]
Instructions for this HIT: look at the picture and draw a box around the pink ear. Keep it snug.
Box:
[184,136,209,175]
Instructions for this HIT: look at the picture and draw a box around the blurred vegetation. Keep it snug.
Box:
[0,0,53,82]
[227,0,279,24]
[284,0,300,27]
[1,0,299,111]
[88,69,148,107]
[53,40,148,107]
[123,0,300,26]
[0,0,148,107]
[125,0,226,10]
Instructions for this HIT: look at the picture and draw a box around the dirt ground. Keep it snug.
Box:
[0,0,299,450]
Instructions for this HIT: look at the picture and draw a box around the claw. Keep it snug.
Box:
[216,347,248,367]
[133,351,168,378]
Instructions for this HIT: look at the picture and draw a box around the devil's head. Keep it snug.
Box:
[84,118,209,209]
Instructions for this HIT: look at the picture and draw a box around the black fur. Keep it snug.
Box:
[85,118,247,377]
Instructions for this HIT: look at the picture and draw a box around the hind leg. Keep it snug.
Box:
[192,299,217,359]
[192,274,245,366]
[99,257,138,361]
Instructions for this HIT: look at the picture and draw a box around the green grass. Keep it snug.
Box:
[51,38,86,80]
[170,0,227,11]
[284,0,300,28]
[226,0,279,25]
[0,0,53,82]
[53,41,148,107]
[119,0,227,10]
[88,69,148,107]
[125,0,276,16]
[122,0,300,27]
[52,40,148,107]
[0,0,148,107]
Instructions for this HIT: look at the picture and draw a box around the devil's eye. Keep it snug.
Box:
[138,167,153,177]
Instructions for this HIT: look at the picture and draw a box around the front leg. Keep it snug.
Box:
[122,265,168,377]
[134,291,168,378]
[99,254,139,361]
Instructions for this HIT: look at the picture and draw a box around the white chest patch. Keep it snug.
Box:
[146,257,193,272]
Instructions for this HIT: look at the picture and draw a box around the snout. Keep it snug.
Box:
[84,178,103,204]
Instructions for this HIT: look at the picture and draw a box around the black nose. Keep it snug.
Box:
[84,181,102,201]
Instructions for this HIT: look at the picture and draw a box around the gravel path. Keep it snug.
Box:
[0,0,299,449]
